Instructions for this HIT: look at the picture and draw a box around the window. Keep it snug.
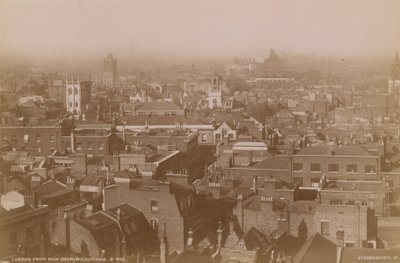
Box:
[11,135,17,142]
[171,112,177,116]
[37,147,42,153]
[68,88,72,95]
[10,232,17,244]
[36,135,40,142]
[345,242,355,248]
[75,102,78,107]
[321,221,330,236]
[87,142,93,150]
[50,135,55,142]
[293,177,303,186]
[293,163,303,171]
[26,226,33,240]
[311,178,320,188]
[387,180,394,187]
[330,200,342,205]
[328,164,339,172]
[76,143,82,151]
[201,134,208,142]
[2,136,7,141]
[98,143,104,150]
[365,165,376,173]
[24,134,29,142]
[346,164,357,173]
[69,103,72,108]
[310,163,321,172]
[150,200,158,212]
[150,219,158,232]
[261,195,273,201]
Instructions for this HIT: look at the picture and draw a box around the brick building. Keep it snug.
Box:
[104,176,203,253]
[0,125,62,156]
[291,145,380,187]
[50,203,156,258]
[131,101,185,117]
[288,200,371,248]
[0,205,50,259]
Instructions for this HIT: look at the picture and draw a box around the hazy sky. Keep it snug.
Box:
[1,0,400,59]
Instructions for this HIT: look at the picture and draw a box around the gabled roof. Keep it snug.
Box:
[292,233,336,263]
[243,227,272,251]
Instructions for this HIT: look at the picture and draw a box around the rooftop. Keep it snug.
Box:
[296,145,373,157]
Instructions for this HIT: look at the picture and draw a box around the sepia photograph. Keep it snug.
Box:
[0,0,400,262]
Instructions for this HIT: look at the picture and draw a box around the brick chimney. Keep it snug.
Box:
[336,226,345,263]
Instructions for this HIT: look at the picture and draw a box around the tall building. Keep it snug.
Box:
[48,79,65,106]
[388,52,400,97]
[65,75,91,115]
[103,53,117,87]
[207,75,222,109]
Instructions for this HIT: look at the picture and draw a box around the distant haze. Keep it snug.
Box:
[1,0,400,60]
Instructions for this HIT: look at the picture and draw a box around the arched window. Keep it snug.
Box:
[150,219,158,233]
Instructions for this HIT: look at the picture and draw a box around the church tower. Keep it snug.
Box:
[103,53,118,87]
[207,74,222,109]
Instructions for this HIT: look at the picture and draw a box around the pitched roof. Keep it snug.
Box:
[253,156,290,170]
[292,233,336,263]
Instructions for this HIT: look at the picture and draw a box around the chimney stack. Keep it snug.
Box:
[85,204,93,218]
[186,228,194,250]
[252,176,258,193]
[217,221,223,246]
[336,226,345,263]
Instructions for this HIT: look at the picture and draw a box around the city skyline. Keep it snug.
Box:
[1,0,400,60]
